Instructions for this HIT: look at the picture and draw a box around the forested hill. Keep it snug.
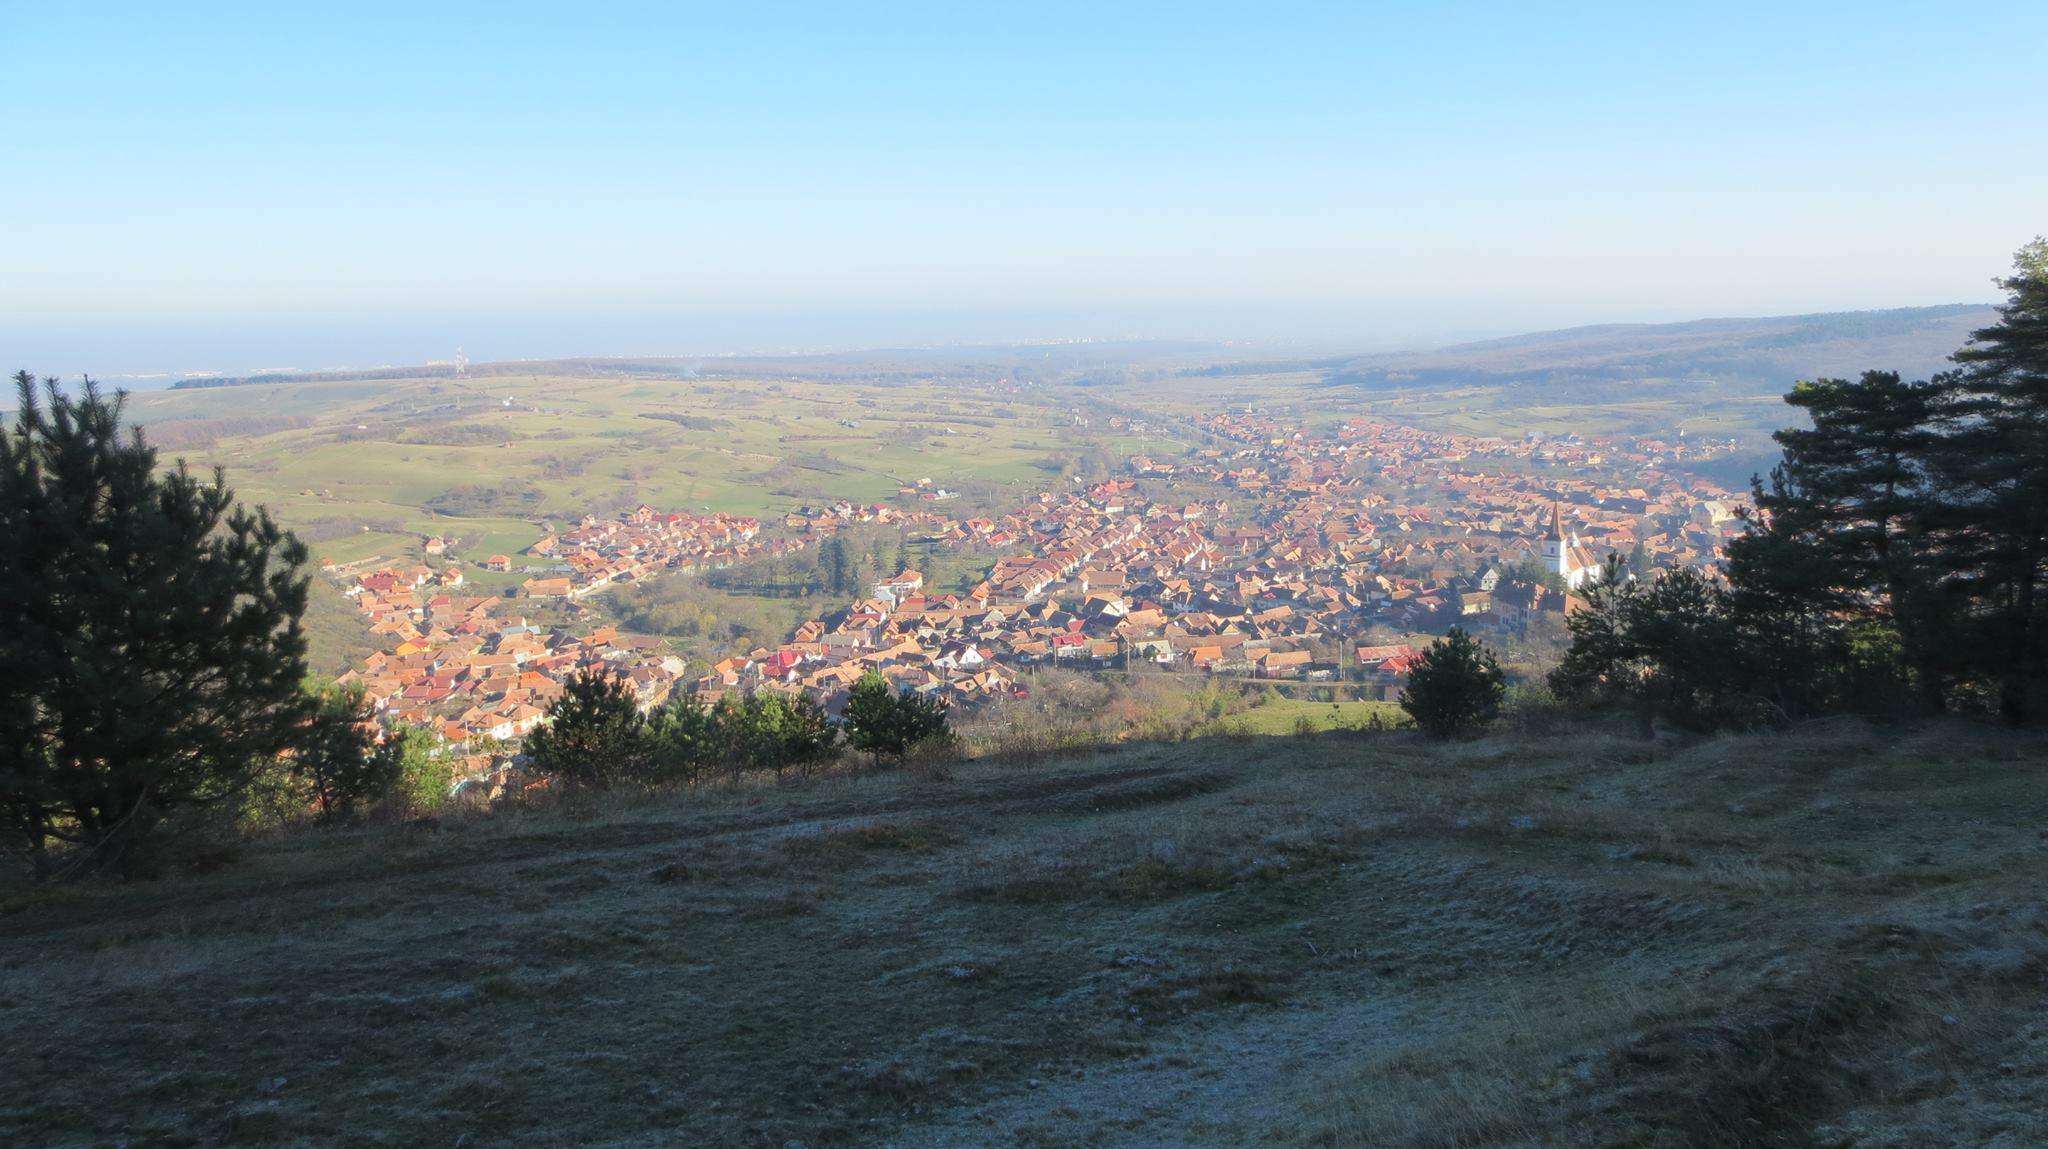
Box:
[1330,303,1996,393]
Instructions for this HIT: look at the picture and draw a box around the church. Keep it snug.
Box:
[1542,502,1602,590]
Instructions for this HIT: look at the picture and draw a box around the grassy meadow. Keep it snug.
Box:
[6,719,2045,1147]
[1224,696,1410,734]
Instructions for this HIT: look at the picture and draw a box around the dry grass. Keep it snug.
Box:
[3,719,2047,1146]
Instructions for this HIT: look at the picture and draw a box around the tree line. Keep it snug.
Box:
[523,669,952,787]
[709,530,924,599]
[1551,239,2048,727]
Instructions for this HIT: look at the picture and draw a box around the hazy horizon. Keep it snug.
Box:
[6,2,2043,377]
[17,298,2012,386]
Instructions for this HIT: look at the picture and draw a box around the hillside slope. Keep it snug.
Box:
[4,723,2046,1146]
[1333,304,1996,394]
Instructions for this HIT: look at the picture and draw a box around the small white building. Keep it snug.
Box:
[1542,502,1602,590]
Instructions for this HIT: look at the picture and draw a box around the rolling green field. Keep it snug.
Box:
[1228,696,1411,734]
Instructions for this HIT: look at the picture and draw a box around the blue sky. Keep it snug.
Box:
[3,1,2044,375]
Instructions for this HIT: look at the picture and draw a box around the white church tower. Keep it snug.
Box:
[1542,502,1599,590]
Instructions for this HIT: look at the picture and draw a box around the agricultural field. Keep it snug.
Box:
[1123,369,1792,444]
[1355,384,1792,441]
[122,369,1187,573]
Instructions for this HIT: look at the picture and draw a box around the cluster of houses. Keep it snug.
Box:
[319,413,1751,766]
[509,508,776,599]
[779,499,949,537]
[321,502,970,759]
[336,563,686,749]
[689,415,1749,708]
[333,513,719,753]
[1175,414,1748,577]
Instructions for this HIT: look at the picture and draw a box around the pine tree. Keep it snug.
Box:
[1620,567,1742,729]
[1726,369,1948,710]
[1626,541,1652,579]
[729,693,790,779]
[1549,561,1641,709]
[1721,480,1861,716]
[0,373,313,877]
[843,673,899,766]
[823,537,849,596]
[1551,563,1745,733]
[843,671,950,765]
[296,688,403,822]
[1399,627,1506,739]
[653,690,839,781]
[524,670,651,788]
[385,727,453,814]
[1926,238,2048,722]
[648,691,719,783]
[1767,371,1941,589]
[776,694,838,777]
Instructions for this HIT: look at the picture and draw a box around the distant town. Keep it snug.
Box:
[326,411,1746,783]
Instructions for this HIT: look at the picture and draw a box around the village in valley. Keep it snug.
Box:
[327,403,1748,786]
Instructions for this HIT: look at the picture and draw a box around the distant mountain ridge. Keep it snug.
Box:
[161,305,2000,395]
[1331,304,1997,393]
[166,341,1234,390]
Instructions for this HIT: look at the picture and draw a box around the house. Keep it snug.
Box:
[520,577,573,598]
[1259,649,1314,677]
[932,642,985,671]
[873,570,926,605]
